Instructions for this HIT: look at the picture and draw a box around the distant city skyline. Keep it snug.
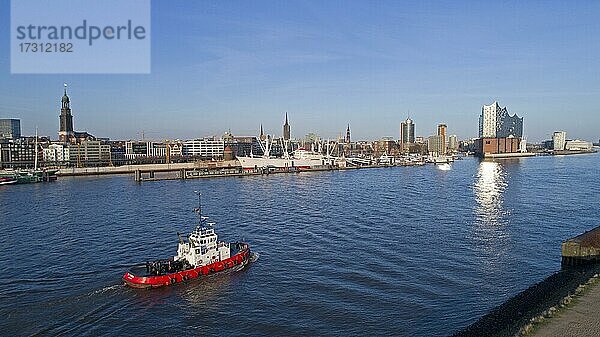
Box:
[1,1,600,142]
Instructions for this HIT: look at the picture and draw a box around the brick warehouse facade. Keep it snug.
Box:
[475,137,521,157]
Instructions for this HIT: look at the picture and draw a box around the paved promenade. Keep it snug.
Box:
[532,278,600,337]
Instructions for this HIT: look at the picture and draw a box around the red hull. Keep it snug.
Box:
[123,245,251,289]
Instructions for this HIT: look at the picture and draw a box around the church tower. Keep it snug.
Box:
[259,124,266,141]
[283,112,291,141]
[58,83,74,143]
[345,124,351,143]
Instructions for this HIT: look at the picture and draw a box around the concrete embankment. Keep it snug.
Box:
[57,161,240,176]
[552,150,597,156]
[453,226,600,337]
[56,160,421,181]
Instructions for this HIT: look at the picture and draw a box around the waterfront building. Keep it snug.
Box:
[108,141,127,165]
[475,137,522,156]
[43,143,70,164]
[124,140,170,159]
[459,138,478,153]
[372,137,398,156]
[0,138,38,168]
[479,101,523,138]
[475,101,525,157]
[427,135,441,156]
[223,146,234,161]
[400,118,415,149]
[415,136,425,144]
[541,139,554,150]
[283,113,291,141]
[437,124,447,155]
[448,135,458,152]
[553,131,567,151]
[565,139,593,151]
[225,136,263,158]
[167,142,183,157]
[68,140,111,167]
[125,141,150,158]
[0,119,21,140]
[182,137,224,160]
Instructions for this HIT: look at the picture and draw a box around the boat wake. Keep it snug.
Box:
[89,284,123,296]
[437,163,452,171]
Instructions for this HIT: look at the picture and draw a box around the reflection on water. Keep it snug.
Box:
[179,268,240,307]
[471,160,514,278]
[474,161,509,226]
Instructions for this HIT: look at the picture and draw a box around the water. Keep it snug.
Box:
[1,154,598,336]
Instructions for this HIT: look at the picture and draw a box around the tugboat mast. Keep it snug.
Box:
[194,191,208,227]
[194,191,205,227]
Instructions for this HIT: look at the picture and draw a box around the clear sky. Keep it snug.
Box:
[1,0,599,142]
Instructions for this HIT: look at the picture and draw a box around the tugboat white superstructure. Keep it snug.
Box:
[123,193,254,289]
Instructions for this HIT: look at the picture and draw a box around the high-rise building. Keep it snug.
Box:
[427,135,441,156]
[553,131,567,151]
[479,101,523,138]
[283,113,291,141]
[437,123,447,155]
[0,119,21,140]
[448,135,458,152]
[400,118,415,145]
[59,84,74,142]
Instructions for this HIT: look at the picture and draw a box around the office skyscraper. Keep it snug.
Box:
[400,118,415,145]
[0,119,21,140]
[437,123,447,155]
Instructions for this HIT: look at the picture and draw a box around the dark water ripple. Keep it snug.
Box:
[0,154,599,336]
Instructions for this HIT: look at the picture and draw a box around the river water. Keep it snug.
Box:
[1,154,598,336]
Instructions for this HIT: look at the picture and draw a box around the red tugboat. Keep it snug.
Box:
[123,193,255,289]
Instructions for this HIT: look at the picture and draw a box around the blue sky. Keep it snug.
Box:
[1,0,599,142]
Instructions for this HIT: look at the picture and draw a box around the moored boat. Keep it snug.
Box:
[123,193,255,289]
[0,172,18,185]
[237,137,336,171]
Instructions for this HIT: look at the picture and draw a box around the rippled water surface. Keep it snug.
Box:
[1,154,599,336]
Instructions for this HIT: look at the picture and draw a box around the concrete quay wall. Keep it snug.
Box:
[58,160,240,176]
